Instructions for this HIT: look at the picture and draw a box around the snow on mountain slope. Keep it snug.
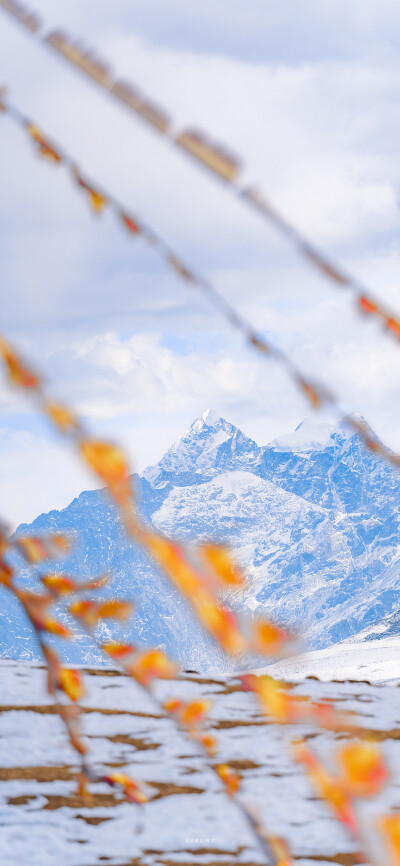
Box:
[2,410,400,670]
[345,607,400,643]
[270,418,338,452]
[263,636,400,683]
[143,409,262,487]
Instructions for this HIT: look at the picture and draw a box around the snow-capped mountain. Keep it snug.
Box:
[2,410,400,670]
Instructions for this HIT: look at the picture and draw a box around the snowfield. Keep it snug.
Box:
[263,636,400,684]
[1,658,400,866]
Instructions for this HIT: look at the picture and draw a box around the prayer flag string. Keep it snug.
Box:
[1,93,400,473]
[1,1,400,346]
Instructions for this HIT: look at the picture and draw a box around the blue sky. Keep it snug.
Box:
[1,0,400,527]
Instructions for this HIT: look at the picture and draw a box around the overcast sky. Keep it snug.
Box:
[1,0,400,527]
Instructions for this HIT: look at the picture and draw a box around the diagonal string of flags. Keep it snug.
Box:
[1,91,400,471]
[1,0,400,344]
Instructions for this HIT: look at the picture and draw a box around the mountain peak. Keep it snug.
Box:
[201,407,222,427]
[143,410,260,486]
[190,408,230,432]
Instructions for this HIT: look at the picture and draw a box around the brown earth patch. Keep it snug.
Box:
[149,781,204,800]
[7,794,36,806]
[145,848,244,857]
[85,668,120,677]
[0,704,163,719]
[42,793,122,810]
[363,727,400,742]
[295,854,361,865]
[0,765,75,782]
[6,779,204,810]
[100,734,160,750]
[212,718,267,730]
[75,814,113,825]
[224,759,260,770]
[149,852,260,866]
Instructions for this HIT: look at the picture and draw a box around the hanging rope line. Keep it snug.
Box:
[1,0,400,346]
[1,91,399,471]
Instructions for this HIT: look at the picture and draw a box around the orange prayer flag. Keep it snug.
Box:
[42,574,76,595]
[378,814,400,866]
[26,123,61,163]
[58,667,85,702]
[42,572,107,598]
[203,601,246,655]
[73,168,107,213]
[180,699,211,727]
[163,697,182,715]
[269,839,292,866]
[16,589,71,636]
[68,599,95,625]
[50,534,72,554]
[97,599,132,620]
[358,295,380,315]
[16,533,72,564]
[0,526,8,556]
[243,673,352,731]
[126,648,178,686]
[44,400,78,432]
[69,598,132,627]
[102,641,136,660]
[250,619,290,656]
[120,211,140,234]
[79,438,131,505]
[16,536,49,564]
[87,188,106,212]
[386,317,400,340]
[47,573,107,594]
[195,731,218,757]
[297,377,325,409]
[338,741,388,797]
[164,697,211,728]
[242,674,292,722]
[216,763,241,796]
[0,558,13,587]
[248,333,271,355]
[0,336,39,389]
[200,543,245,588]
[43,617,72,637]
[103,772,148,804]
[293,740,358,834]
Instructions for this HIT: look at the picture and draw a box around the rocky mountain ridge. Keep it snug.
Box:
[2,409,400,671]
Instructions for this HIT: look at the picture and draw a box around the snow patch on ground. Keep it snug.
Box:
[1,659,400,865]
[261,636,400,683]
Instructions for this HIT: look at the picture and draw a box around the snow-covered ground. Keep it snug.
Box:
[1,659,400,866]
[263,636,400,684]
